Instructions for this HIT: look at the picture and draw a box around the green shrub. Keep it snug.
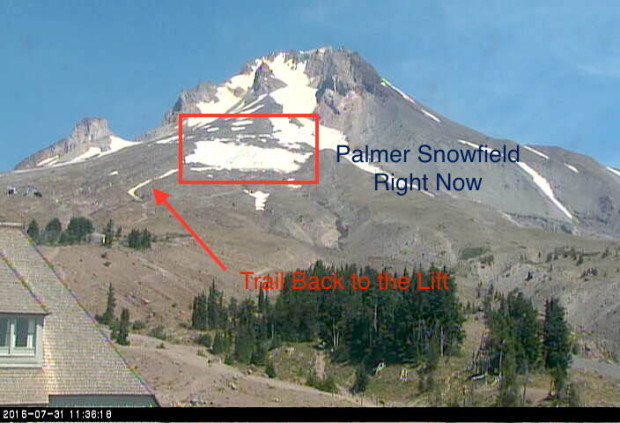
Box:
[460,246,489,260]
[195,333,213,348]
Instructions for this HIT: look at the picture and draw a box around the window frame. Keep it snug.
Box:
[0,314,44,367]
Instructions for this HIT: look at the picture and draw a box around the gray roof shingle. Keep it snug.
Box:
[0,254,48,315]
[0,225,156,405]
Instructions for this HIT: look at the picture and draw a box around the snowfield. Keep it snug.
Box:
[182,55,436,200]
[268,54,316,114]
[186,139,311,173]
[459,139,572,220]
[36,136,140,166]
[67,147,102,164]
[516,162,573,219]
[37,156,60,167]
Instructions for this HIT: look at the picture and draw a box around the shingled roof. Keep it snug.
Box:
[0,223,157,406]
[0,254,47,315]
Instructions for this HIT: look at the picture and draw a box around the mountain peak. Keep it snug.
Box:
[14,117,129,170]
[162,46,382,125]
[68,117,112,143]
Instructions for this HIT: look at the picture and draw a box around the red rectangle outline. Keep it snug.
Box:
[177,113,320,185]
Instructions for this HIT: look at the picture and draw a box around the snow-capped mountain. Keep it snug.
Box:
[16,117,139,170]
[10,47,620,238]
[5,46,620,350]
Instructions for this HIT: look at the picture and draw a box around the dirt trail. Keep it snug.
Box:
[118,333,365,407]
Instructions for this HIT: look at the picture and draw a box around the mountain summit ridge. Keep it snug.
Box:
[10,46,620,238]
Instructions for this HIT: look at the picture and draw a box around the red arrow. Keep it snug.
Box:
[152,188,227,271]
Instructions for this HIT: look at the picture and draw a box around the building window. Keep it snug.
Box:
[0,315,39,358]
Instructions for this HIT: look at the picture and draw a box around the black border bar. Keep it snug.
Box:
[2,406,620,422]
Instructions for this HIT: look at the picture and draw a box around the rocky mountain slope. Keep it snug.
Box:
[15,117,138,169]
[2,46,620,351]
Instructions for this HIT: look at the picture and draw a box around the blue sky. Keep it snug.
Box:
[1,0,619,171]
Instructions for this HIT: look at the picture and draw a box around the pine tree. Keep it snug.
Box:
[66,217,94,243]
[251,342,268,366]
[507,290,541,372]
[207,281,221,329]
[116,308,130,345]
[127,229,140,249]
[234,325,256,364]
[543,298,571,396]
[212,331,230,355]
[43,218,62,244]
[101,283,116,325]
[258,286,266,314]
[191,293,208,330]
[141,229,152,249]
[26,219,40,243]
[127,228,152,250]
[102,219,114,247]
[497,342,520,406]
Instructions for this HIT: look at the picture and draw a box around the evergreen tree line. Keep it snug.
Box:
[191,261,466,372]
[481,290,573,405]
[27,217,93,245]
[26,218,151,250]
[95,283,131,345]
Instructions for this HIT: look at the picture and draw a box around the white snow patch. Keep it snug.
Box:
[206,127,219,132]
[270,116,315,149]
[564,163,579,174]
[459,139,572,219]
[37,156,59,167]
[421,109,441,123]
[380,78,417,104]
[155,135,178,144]
[50,136,138,164]
[522,145,549,160]
[458,139,482,150]
[231,119,252,126]
[234,94,267,113]
[102,136,137,156]
[516,162,573,219]
[267,54,316,114]
[286,178,302,189]
[109,170,119,176]
[607,166,620,178]
[239,103,265,114]
[67,147,102,163]
[186,139,311,173]
[186,66,259,127]
[500,211,522,227]
[244,190,270,211]
[230,126,245,131]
